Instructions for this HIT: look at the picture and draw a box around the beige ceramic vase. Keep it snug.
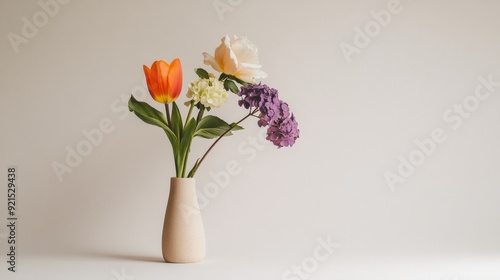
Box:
[162,177,206,263]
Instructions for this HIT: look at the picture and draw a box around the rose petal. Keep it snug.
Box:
[231,38,260,65]
[222,47,238,75]
[203,52,222,72]
[236,68,268,83]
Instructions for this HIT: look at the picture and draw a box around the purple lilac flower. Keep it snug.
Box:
[238,84,299,147]
[238,84,278,109]
[266,114,299,148]
[238,84,288,125]
[258,99,290,127]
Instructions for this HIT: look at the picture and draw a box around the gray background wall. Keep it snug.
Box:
[1,0,499,279]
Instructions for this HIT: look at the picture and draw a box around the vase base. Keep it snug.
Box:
[162,256,205,263]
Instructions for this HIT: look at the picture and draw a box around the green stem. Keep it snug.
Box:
[181,137,193,178]
[196,106,205,124]
[179,105,205,177]
[184,101,195,130]
[190,108,259,177]
[178,101,196,177]
[165,103,172,130]
[165,102,181,176]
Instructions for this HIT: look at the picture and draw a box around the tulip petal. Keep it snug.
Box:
[147,62,160,102]
[167,58,183,103]
[156,60,171,103]
[143,59,183,104]
[144,64,161,102]
[143,64,153,92]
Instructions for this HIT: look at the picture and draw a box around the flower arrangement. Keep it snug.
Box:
[128,35,299,178]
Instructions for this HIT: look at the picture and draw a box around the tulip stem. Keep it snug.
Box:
[165,103,172,129]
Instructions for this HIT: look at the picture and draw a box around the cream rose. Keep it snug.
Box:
[202,35,267,84]
[186,74,228,108]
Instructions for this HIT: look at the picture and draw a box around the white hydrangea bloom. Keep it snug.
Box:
[187,74,228,108]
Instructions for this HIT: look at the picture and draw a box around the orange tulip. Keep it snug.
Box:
[143,59,183,104]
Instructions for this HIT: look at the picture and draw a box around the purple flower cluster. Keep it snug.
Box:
[238,84,299,147]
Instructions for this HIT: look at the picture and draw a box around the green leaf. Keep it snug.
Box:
[229,75,252,86]
[219,73,228,81]
[180,118,197,154]
[229,123,244,130]
[195,68,209,79]
[128,95,177,140]
[194,115,243,139]
[195,102,204,110]
[171,102,183,138]
[224,79,239,94]
[128,95,179,165]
